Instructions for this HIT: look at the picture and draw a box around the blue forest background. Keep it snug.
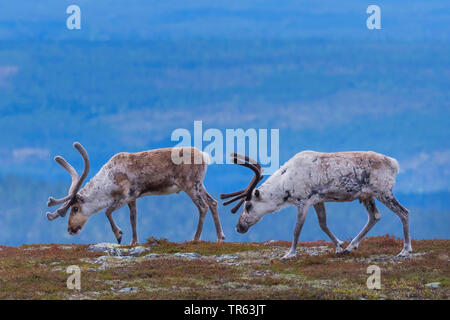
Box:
[0,1,449,245]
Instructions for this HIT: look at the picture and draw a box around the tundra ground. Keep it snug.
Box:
[0,235,448,300]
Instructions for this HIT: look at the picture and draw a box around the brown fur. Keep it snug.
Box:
[66,147,225,244]
[107,147,207,199]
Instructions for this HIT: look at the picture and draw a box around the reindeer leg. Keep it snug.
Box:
[128,200,138,246]
[186,190,209,241]
[344,197,380,254]
[377,193,412,257]
[314,202,344,254]
[282,202,309,259]
[106,205,123,244]
[203,189,226,242]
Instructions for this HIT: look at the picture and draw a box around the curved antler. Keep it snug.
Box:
[46,142,90,220]
[70,142,90,195]
[220,153,263,213]
[47,156,79,206]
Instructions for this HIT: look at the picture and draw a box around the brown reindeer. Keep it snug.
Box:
[46,142,225,245]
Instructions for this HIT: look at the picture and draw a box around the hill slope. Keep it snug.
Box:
[0,235,448,299]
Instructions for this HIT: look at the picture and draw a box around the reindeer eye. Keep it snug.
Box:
[254,189,260,198]
[73,207,79,213]
[245,203,252,211]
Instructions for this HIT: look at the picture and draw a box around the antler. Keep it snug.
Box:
[46,142,90,221]
[220,153,263,213]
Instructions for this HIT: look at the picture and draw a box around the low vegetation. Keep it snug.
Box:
[0,235,448,299]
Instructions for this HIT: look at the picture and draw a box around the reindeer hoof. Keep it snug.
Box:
[337,248,351,256]
[280,251,297,260]
[396,249,412,258]
[335,247,344,255]
[116,230,123,244]
[340,243,358,255]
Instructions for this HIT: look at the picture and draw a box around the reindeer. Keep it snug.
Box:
[46,142,225,245]
[221,152,411,259]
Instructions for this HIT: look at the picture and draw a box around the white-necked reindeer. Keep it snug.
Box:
[46,142,225,245]
[221,151,411,259]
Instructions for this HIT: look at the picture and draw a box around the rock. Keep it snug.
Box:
[115,256,135,260]
[24,246,51,251]
[225,262,241,266]
[251,270,272,277]
[60,246,73,250]
[88,243,140,257]
[144,253,161,259]
[96,265,107,271]
[128,246,147,256]
[90,256,109,271]
[174,252,200,259]
[303,246,330,256]
[88,243,120,253]
[425,282,440,288]
[93,256,109,263]
[111,247,125,256]
[88,254,136,271]
[118,287,138,293]
[217,254,238,262]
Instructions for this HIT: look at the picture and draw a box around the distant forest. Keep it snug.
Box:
[0,174,448,246]
[0,1,448,245]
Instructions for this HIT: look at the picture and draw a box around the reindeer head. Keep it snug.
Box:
[221,153,276,234]
[46,142,90,235]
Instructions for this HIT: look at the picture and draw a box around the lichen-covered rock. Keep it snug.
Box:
[173,252,200,259]
[88,243,149,257]
[223,262,241,266]
[251,270,272,277]
[86,254,137,271]
[88,243,120,253]
[24,246,51,251]
[301,246,330,256]
[217,254,239,262]
[144,253,161,259]
[128,246,147,256]
[118,287,138,293]
[425,282,440,288]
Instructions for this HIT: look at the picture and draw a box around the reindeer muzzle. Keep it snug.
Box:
[236,223,249,234]
[68,226,82,235]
